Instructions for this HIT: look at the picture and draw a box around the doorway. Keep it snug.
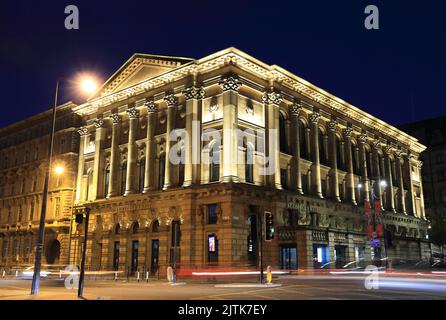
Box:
[280,245,297,269]
[334,245,347,269]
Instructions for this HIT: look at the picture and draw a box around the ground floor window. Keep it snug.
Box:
[313,244,330,268]
[280,245,297,269]
[334,245,347,269]
[151,240,159,275]
[131,240,139,274]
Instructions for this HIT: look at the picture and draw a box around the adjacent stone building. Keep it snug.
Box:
[70,48,430,274]
[0,102,81,270]
[400,116,446,253]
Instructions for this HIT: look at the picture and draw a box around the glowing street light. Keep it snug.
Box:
[80,78,98,95]
[379,180,387,188]
[358,183,363,189]
[54,165,64,175]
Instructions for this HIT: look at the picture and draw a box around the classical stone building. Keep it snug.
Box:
[0,102,81,270]
[400,116,446,253]
[69,48,430,273]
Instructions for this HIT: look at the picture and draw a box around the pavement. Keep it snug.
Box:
[1,272,446,300]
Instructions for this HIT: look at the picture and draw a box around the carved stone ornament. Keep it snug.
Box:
[183,86,205,100]
[77,126,88,136]
[328,120,337,131]
[262,91,283,105]
[94,118,105,128]
[145,99,158,113]
[164,93,178,107]
[344,127,354,138]
[127,106,139,119]
[358,133,368,143]
[309,112,321,124]
[289,100,303,115]
[219,74,242,91]
[111,113,121,124]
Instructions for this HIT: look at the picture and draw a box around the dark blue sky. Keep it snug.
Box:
[0,0,445,128]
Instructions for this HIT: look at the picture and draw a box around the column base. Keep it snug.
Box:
[124,190,136,196]
[182,180,192,188]
[222,176,239,183]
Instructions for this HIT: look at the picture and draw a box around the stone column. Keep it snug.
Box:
[344,127,356,204]
[108,113,121,198]
[384,146,396,212]
[371,141,383,201]
[75,126,88,204]
[358,134,370,202]
[404,153,415,215]
[328,120,340,201]
[163,93,177,190]
[395,151,406,214]
[143,100,157,193]
[183,85,205,187]
[289,100,303,193]
[262,90,282,189]
[310,112,322,198]
[92,118,106,200]
[125,105,139,196]
[417,161,426,219]
[219,74,241,183]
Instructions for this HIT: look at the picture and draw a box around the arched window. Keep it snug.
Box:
[120,162,127,195]
[209,144,220,182]
[319,128,327,166]
[279,113,288,153]
[139,158,145,193]
[132,222,139,234]
[245,143,254,183]
[114,224,121,235]
[171,220,181,247]
[158,154,165,190]
[104,164,110,197]
[152,220,159,233]
[299,123,308,160]
[336,136,344,171]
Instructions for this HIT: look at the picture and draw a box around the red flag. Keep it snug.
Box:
[364,200,374,238]
[374,199,384,237]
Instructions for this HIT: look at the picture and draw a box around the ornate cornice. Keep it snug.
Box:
[77,126,88,136]
[144,99,158,113]
[164,93,177,107]
[262,90,283,105]
[183,86,205,100]
[73,48,425,154]
[219,73,242,91]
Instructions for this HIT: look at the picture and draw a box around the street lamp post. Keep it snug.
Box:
[78,207,91,298]
[30,75,98,295]
[30,80,59,295]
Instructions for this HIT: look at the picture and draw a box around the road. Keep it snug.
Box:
[1,272,446,300]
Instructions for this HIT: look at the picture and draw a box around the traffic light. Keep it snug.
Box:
[265,211,275,241]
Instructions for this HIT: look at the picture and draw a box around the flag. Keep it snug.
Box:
[364,200,374,238]
[374,199,384,237]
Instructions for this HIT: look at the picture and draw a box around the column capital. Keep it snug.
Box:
[309,112,321,124]
[144,99,158,113]
[344,127,354,138]
[127,105,139,119]
[289,99,303,115]
[111,113,121,124]
[416,160,423,169]
[358,133,368,143]
[164,93,178,107]
[93,118,105,129]
[384,145,393,155]
[183,85,205,100]
[328,120,338,131]
[372,139,381,149]
[77,126,89,136]
[219,73,242,92]
[262,90,283,105]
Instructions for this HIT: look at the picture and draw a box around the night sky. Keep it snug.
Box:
[0,0,445,128]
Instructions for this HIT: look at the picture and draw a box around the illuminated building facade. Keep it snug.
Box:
[0,103,81,270]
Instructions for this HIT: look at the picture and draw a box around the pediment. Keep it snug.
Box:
[93,53,194,98]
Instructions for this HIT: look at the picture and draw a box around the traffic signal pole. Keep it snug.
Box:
[258,213,264,284]
[78,207,91,298]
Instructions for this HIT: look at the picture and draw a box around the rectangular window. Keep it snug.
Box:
[302,174,308,194]
[113,241,120,270]
[2,241,8,258]
[13,239,19,259]
[280,169,288,190]
[207,204,218,224]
